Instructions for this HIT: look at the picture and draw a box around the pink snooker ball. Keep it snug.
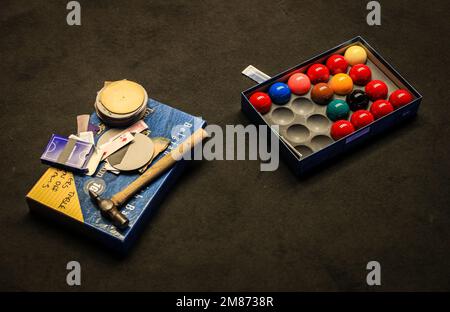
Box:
[287,73,311,95]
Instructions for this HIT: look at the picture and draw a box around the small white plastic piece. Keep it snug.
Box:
[241,65,271,84]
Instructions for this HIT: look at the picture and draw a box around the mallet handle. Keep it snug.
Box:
[111,128,207,207]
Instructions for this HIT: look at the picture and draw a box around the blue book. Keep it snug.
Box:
[26,99,206,253]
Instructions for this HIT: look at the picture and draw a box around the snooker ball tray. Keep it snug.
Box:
[241,36,422,176]
[263,57,400,158]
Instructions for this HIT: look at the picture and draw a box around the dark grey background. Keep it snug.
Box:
[1,0,449,291]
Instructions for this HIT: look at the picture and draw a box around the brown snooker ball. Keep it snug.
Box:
[311,83,334,105]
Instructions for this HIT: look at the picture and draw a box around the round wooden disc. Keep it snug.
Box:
[99,80,145,115]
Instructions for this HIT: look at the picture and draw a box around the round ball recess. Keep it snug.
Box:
[346,90,370,111]
[311,83,334,105]
[389,89,413,108]
[268,82,291,104]
[287,73,311,95]
[349,64,372,86]
[249,92,272,114]
[370,99,394,119]
[326,54,348,75]
[307,64,330,84]
[331,120,355,140]
[326,99,350,121]
[365,80,388,101]
[344,46,367,65]
[350,110,374,129]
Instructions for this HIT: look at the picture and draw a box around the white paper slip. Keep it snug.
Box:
[104,160,120,175]
[77,114,90,134]
[99,120,148,150]
[100,132,135,161]
[69,131,94,145]
[86,147,103,176]
[79,131,95,144]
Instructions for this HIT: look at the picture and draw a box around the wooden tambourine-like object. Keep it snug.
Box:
[95,80,148,127]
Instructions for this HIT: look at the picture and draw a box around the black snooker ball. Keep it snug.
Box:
[346,90,370,111]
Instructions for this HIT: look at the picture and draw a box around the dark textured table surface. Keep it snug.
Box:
[1,0,449,291]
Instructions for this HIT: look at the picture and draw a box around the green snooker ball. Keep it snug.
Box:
[326,99,350,121]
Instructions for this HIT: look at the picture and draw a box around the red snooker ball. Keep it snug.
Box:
[330,120,355,140]
[349,64,372,86]
[350,110,374,129]
[370,100,394,119]
[326,54,348,75]
[365,80,388,101]
[249,92,272,114]
[389,89,413,108]
[307,64,330,84]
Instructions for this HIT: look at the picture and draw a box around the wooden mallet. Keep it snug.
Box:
[89,128,208,228]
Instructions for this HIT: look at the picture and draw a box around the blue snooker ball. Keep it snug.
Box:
[268,82,291,104]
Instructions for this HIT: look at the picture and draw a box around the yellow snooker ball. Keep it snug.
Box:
[329,73,354,95]
[344,46,367,65]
